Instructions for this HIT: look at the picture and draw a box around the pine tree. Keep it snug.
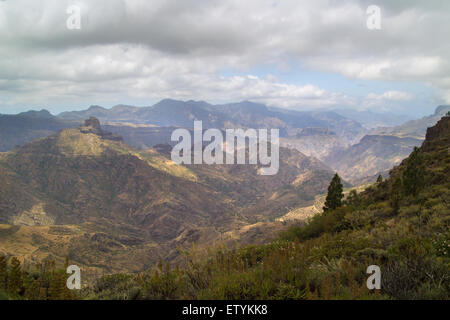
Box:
[402,147,425,197]
[390,177,402,213]
[24,279,41,300]
[64,256,69,270]
[345,189,360,208]
[48,271,67,300]
[7,257,23,296]
[0,254,7,291]
[323,173,344,212]
[377,175,383,183]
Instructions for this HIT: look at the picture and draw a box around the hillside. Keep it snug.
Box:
[320,106,449,183]
[324,135,423,183]
[371,105,450,139]
[0,110,78,152]
[0,118,336,277]
[58,99,366,143]
[280,127,349,161]
[333,109,413,129]
[86,114,449,300]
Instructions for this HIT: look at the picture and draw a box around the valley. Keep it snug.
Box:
[0,100,448,282]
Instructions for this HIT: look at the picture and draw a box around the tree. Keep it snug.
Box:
[48,271,68,300]
[345,189,361,208]
[377,175,383,183]
[402,147,425,197]
[323,173,344,212]
[24,279,41,300]
[390,177,402,213]
[7,257,23,296]
[0,255,7,291]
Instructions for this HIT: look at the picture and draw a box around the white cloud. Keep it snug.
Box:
[0,0,449,113]
[367,91,413,101]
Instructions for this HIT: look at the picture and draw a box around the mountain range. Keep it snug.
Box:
[370,105,450,139]
[0,117,336,277]
[87,111,446,300]
[0,99,449,281]
[2,100,447,184]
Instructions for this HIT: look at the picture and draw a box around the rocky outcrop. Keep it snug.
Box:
[81,117,123,142]
[425,115,450,142]
[422,115,450,152]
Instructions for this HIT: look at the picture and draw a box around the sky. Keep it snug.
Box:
[0,0,449,117]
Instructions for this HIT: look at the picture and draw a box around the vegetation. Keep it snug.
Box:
[376,175,383,183]
[402,147,425,197]
[82,117,449,300]
[323,173,344,212]
[1,116,449,300]
[0,256,76,300]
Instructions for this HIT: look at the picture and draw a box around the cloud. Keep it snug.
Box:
[0,0,449,113]
[367,91,413,101]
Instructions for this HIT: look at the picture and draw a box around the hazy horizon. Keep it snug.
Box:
[2,97,444,120]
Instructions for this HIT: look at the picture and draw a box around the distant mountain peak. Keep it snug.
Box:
[87,105,106,111]
[18,109,53,118]
[434,105,450,116]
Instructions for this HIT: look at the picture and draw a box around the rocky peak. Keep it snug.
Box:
[424,114,450,143]
[18,109,54,119]
[84,117,102,131]
[81,117,122,142]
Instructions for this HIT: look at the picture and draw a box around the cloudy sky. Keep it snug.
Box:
[0,0,449,116]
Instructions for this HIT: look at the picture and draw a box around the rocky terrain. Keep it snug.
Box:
[0,118,336,277]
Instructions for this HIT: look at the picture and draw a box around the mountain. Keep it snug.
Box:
[324,135,423,183]
[333,109,413,129]
[0,118,336,277]
[280,127,348,161]
[87,114,450,300]
[58,105,141,122]
[318,106,449,183]
[58,99,366,142]
[55,99,368,163]
[0,100,367,158]
[0,109,78,151]
[371,105,450,139]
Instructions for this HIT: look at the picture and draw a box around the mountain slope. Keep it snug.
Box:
[57,99,366,141]
[333,109,413,129]
[280,127,349,161]
[324,135,423,183]
[371,105,450,139]
[0,110,78,151]
[0,118,336,276]
[88,114,450,300]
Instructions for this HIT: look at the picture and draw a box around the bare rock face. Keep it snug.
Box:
[81,117,123,141]
[84,117,101,131]
[422,115,450,152]
[425,115,450,142]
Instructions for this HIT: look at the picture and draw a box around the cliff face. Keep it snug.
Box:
[80,117,123,141]
[424,115,450,145]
